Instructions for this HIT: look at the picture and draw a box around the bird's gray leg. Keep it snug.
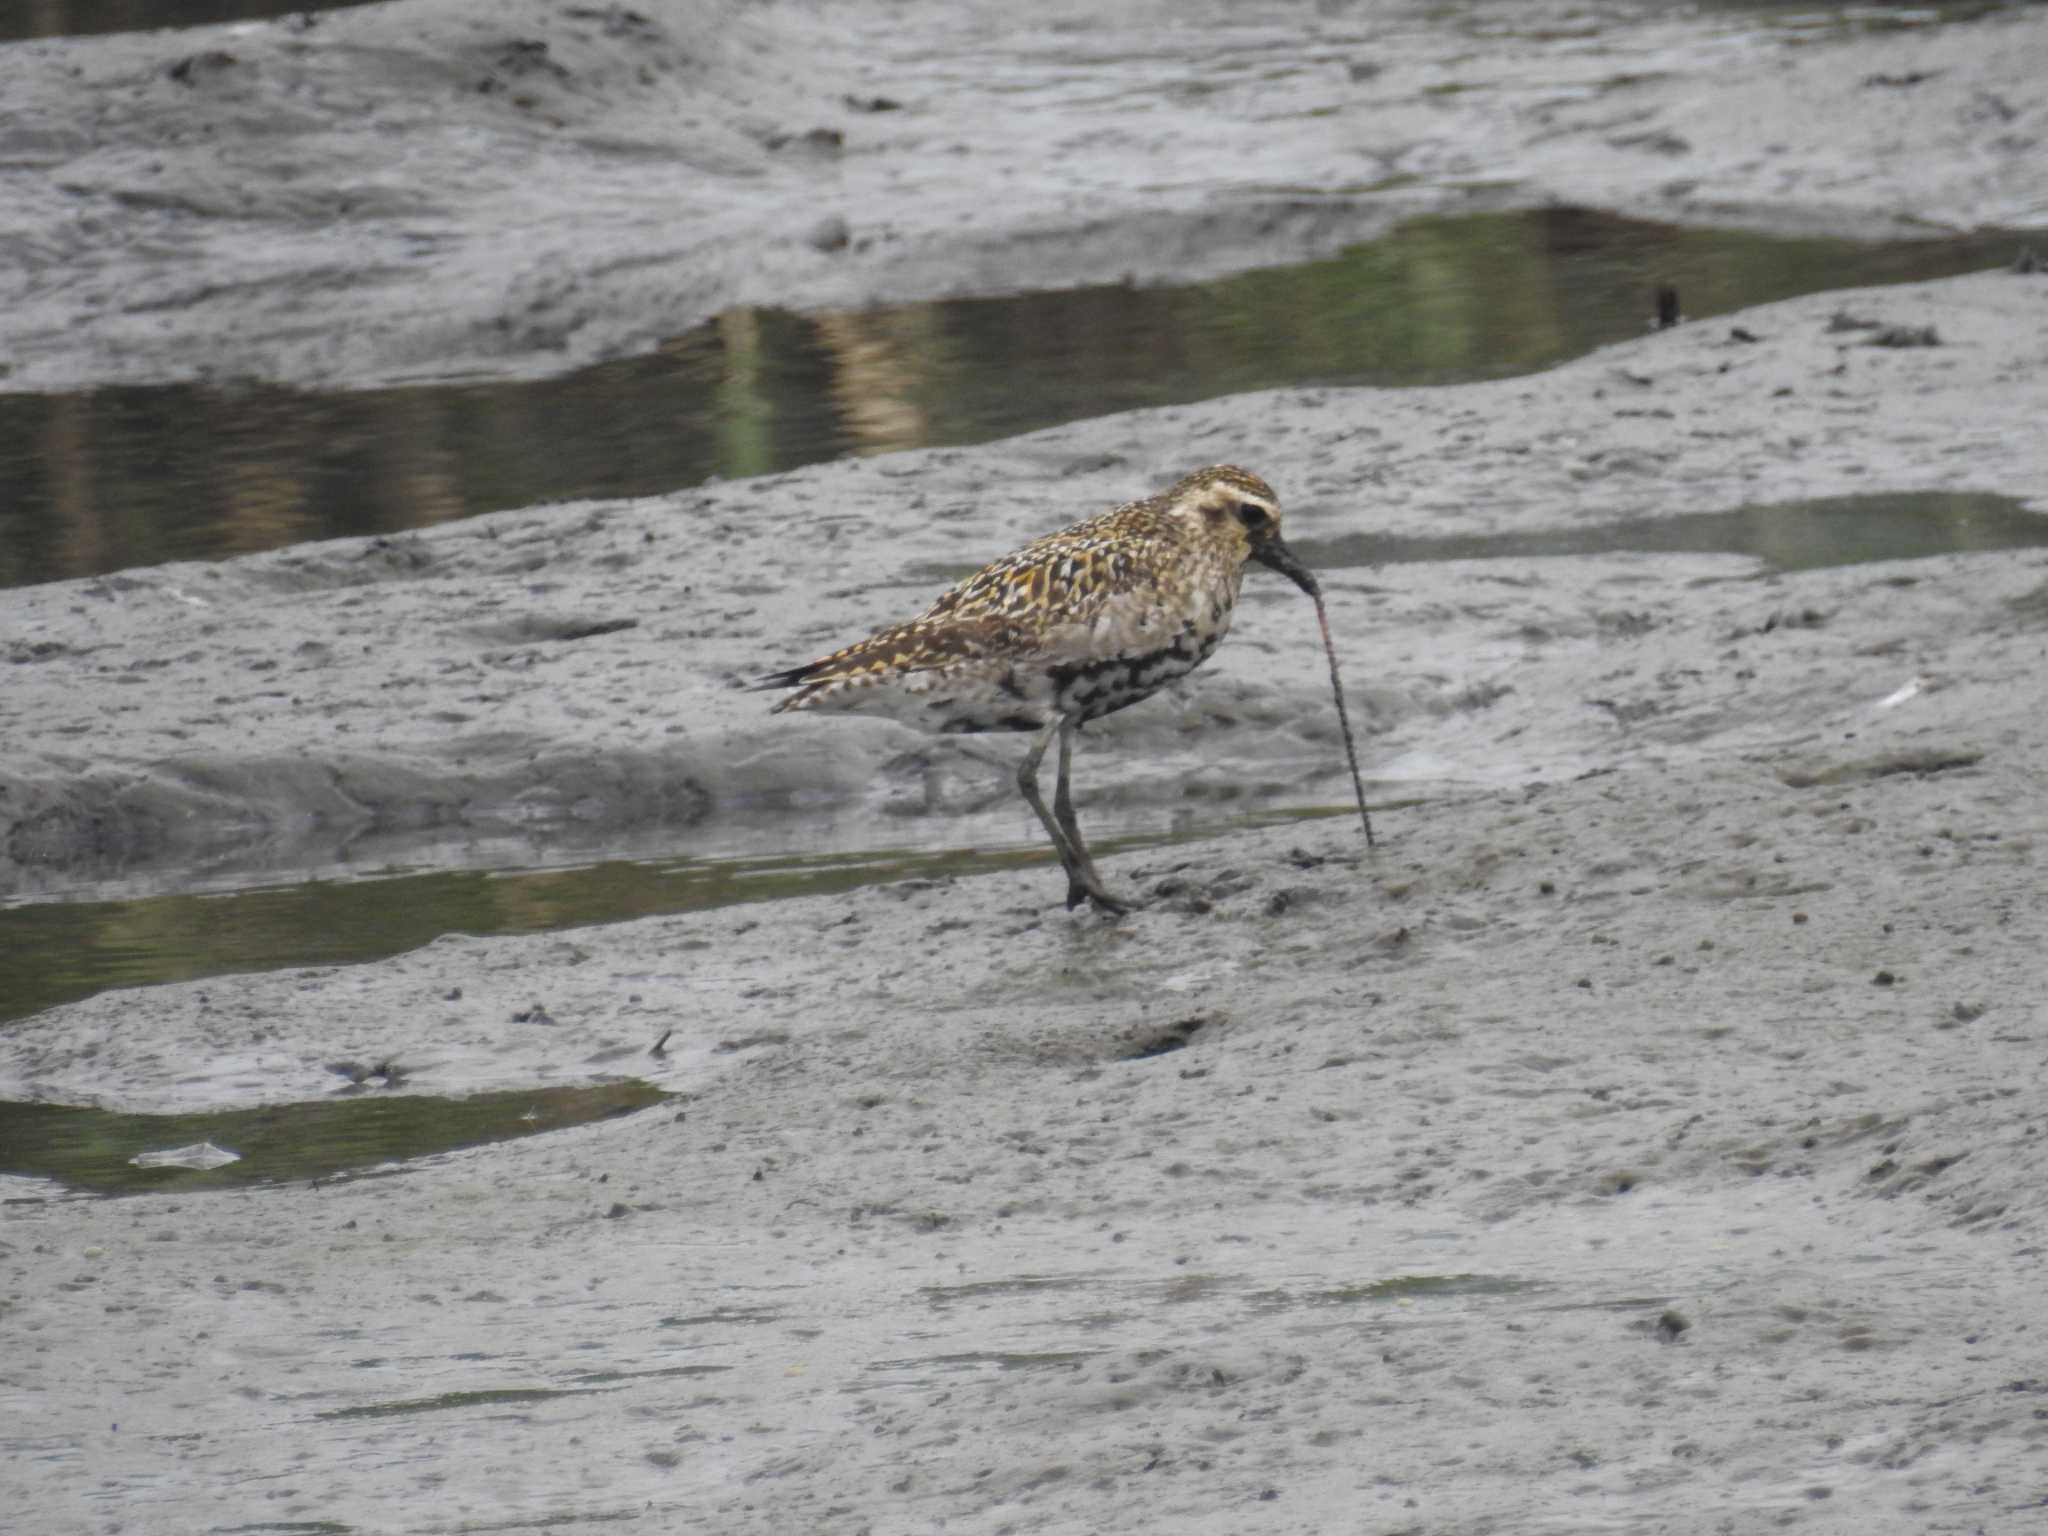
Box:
[1016,716,1088,896]
[1016,715,1128,915]
[1051,715,1130,915]
[1050,718,1090,909]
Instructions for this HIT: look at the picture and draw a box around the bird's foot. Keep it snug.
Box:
[1065,875,1136,916]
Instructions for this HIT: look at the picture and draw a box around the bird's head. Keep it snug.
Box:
[1163,464,1321,598]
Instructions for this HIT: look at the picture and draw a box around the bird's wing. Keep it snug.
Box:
[920,517,1159,631]
[756,613,1041,698]
[755,505,1175,696]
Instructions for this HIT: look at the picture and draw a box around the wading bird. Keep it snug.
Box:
[757,465,1372,913]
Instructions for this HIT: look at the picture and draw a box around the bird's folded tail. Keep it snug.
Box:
[749,662,820,692]
[749,635,915,710]
[750,616,1021,713]
[749,660,840,715]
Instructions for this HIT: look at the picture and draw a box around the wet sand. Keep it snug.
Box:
[3,2,2048,1533]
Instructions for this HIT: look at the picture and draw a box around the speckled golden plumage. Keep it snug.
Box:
[760,465,1281,730]
[759,465,1347,913]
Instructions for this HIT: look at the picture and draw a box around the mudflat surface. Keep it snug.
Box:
[2,0,2045,393]
[7,725,2046,1534]
[4,272,2046,897]
[4,3,2048,1534]
[5,272,2047,1534]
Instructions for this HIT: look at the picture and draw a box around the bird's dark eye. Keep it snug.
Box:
[1235,501,1271,529]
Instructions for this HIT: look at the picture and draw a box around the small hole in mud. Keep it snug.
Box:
[1125,1016,1210,1061]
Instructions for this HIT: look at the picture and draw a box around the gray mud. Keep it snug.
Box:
[5,661,2045,1531]
[2,0,2045,394]
[5,268,2047,1536]
[5,271,2046,896]
[4,2,2048,1533]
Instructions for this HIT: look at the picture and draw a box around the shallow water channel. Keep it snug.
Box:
[0,207,2032,586]
[0,0,374,42]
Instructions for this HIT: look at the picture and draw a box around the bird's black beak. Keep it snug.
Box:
[1250,531,1322,599]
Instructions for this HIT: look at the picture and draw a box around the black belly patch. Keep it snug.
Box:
[1050,631,1215,722]
[940,712,1042,734]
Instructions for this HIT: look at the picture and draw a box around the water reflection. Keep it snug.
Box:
[0,1080,666,1195]
[0,0,369,42]
[0,208,2027,588]
[0,808,1363,1025]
